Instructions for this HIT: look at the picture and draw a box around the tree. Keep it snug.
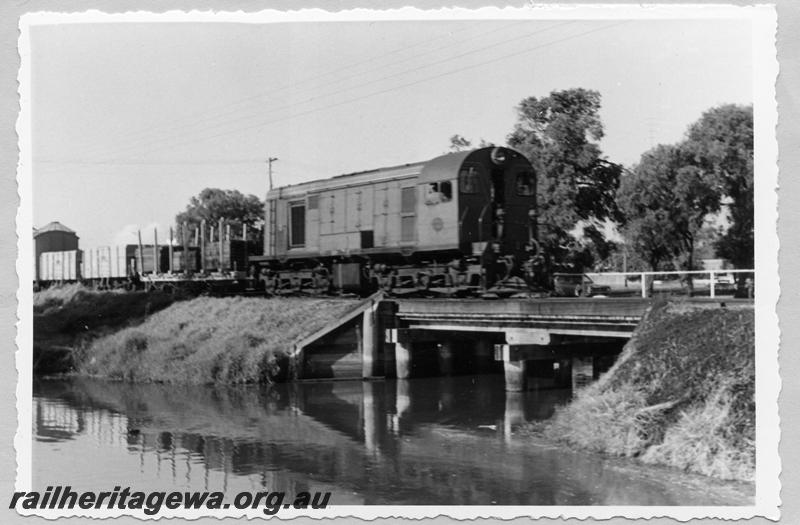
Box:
[616,144,719,273]
[175,188,264,247]
[448,134,472,152]
[682,105,754,269]
[506,88,623,271]
[447,134,494,152]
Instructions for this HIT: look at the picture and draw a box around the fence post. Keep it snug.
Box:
[710,270,716,298]
[641,272,647,298]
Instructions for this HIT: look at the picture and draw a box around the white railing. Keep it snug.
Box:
[585,269,755,298]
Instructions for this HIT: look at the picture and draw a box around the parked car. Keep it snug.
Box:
[552,273,611,297]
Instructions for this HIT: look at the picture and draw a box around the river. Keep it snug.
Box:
[32,375,753,506]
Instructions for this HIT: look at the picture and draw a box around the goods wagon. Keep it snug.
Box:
[38,250,81,283]
[200,240,248,273]
[133,245,204,275]
[82,246,134,281]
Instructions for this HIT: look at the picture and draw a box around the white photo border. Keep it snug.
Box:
[15,4,780,520]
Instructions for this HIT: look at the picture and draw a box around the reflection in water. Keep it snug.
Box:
[33,377,753,506]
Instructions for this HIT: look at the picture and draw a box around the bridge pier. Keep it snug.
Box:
[395,337,412,379]
[571,356,594,390]
[361,306,378,378]
[497,329,552,392]
[437,342,454,376]
[501,346,528,392]
[362,381,381,455]
[503,391,525,442]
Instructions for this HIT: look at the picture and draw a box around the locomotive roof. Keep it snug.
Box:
[267,149,478,199]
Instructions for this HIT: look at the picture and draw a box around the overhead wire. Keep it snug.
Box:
[60,20,528,161]
[55,20,574,164]
[39,20,628,168]
[96,21,629,163]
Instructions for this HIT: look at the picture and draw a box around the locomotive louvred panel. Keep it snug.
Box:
[274,199,288,256]
[372,184,389,246]
[305,195,320,250]
[400,186,416,243]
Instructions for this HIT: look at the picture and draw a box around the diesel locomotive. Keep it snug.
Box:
[249,146,545,295]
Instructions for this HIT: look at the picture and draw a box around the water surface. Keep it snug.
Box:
[33,376,753,506]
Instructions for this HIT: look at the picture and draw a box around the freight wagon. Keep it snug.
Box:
[38,250,81,284]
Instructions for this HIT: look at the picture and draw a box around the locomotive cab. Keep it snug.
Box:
[420,147,538,284]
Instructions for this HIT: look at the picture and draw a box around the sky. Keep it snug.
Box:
[26,8,755,249]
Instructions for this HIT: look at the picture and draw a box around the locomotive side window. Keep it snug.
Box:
[289,201,306,248]
[516,171,535,196]
[424,181,452,205]
[459,167,479,194]
[440,181,452,201]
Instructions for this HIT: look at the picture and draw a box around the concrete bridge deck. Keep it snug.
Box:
[391,298,650,338]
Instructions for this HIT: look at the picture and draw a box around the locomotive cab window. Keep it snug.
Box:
[425,181,452,205]
[459,167,479,194]
[288,201,305,248]
[515,171,535,196]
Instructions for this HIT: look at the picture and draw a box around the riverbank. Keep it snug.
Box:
[536,300,755,481]
[33,284,178,374]
[76,295,362,383]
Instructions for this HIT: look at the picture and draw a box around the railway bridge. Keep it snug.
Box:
[290,294,747,391]
[384,298,648,391]
[291,294,664,391]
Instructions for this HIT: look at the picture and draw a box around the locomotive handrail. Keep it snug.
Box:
[477,203,491,241]
[459,206,469,230]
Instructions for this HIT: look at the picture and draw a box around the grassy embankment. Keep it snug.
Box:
[75,295,360,384]
[539,300,754,481]
[34,284,178,374]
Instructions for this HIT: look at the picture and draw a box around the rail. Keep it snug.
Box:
[584,269,755,298]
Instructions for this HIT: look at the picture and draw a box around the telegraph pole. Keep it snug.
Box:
[267,157,278,190]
